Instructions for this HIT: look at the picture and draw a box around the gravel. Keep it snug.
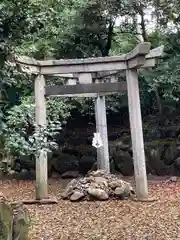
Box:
[0,177,180,240]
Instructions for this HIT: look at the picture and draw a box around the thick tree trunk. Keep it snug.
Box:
[139,5,148,41]
[98,18,114,57]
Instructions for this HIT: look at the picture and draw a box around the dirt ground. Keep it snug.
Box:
[1,176,180,240]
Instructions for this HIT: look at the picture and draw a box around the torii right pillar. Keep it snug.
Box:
[126,68,148,200]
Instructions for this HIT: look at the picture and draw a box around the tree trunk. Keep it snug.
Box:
[139,5,148,41]
[98,18,114,57]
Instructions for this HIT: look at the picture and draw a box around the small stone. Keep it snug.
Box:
[70,191,85,201]
[14,162,21,172]
[8,170,16,175]
[79,178,88,184]
[18,169,30,180]
[61,171,80,179]
[61,190,72,199]
[88,170,106,177]
[61,186,74,199]
[7,170,19,179]
[87,187,109,200]
[84,183,90,189]
[85,176,94,183]
[29,169,36,180]
[108,180,123,190]
[0,192,7,201]
[114,186,126,197]
[94,177,108,187]
[67,179,78,188]
[170,176,177,182]
[61,179,79,199]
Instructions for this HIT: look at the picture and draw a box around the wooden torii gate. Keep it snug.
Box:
[15,42,164,201]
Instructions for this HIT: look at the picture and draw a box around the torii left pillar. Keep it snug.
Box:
[34,74,48,200]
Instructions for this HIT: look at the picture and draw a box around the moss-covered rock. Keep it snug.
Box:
[0,194,30,240]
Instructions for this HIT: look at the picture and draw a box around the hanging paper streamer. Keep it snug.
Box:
[92,132,103,148]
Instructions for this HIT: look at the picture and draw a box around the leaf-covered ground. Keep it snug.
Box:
[1,177,180,240]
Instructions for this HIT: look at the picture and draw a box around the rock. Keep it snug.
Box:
[67,178,78,189]
[109,145,116,158]
[108,180,124,190]
[70,191,85,201]
[15,152,53,173]
[61,187,73,199]
[172,163,180,176]
[114,182,134,199]
[167,176,177,182]
[79,178,88,185]
[88,170,106,177]
[87,187,109,200]
[29,169,36,180]
[61,171,80,179]
[80,146,97,158]
[145,155,156,175]
[61,179,78,199]
[0,192,7,201]
[14,162,21,172]
[0,201,13,240]
[110,159,117,173]
[174,157,180,170]
[114,186,126,197]
[51,153,79,174]
[7,169,20,179]
[19,168,29,179]
[146,147,173,175]
[0,195,30,240]
[79,155,96,174]
[12,203,30,240]
[61,190,72,200]
[121,135,132,145]
[18,155,35,170]
[115,140,130,151]
[16,168,38,180]
[7,169,16,176]
[109,138,131,156]
[94,176,108,186]
[113,150,134,176]
[163,144,180,165]
[89,176,109,190]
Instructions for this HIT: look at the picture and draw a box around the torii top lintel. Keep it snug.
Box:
[15,42,164,75]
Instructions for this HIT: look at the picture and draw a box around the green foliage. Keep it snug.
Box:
[1,0,180,158]
[110,32,137,55]
[46,97,74,123]
[2,96,75,156]
[143,31,180,101]
[4,122,61,157]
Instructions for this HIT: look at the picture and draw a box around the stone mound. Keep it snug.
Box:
[61,170,135,201]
